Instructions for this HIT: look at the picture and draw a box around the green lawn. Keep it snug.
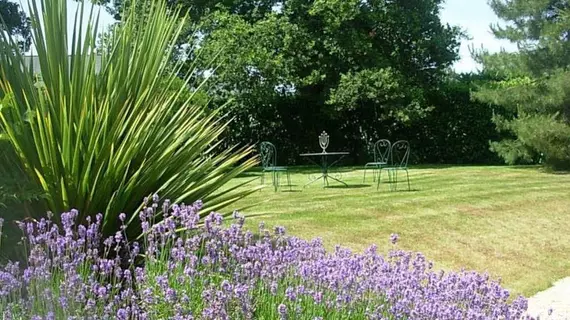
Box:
[224,165,570,297]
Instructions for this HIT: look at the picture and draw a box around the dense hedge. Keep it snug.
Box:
[222,74,502,166]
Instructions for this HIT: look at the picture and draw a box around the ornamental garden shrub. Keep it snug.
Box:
[0,0,257,243]
[0,197,533,319]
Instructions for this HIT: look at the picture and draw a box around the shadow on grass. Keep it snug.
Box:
[247,165,485,175]
[259,184,301,189]
[551,171,570,175]
[376,188,421,193]
[501,165,570,174]
[245,164,566,177]
[326,184,371,189]
[247,166,350,175]
[408,164,455,170]
[237,171,262,178]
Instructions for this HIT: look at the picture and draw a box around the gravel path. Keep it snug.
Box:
[527,277,570,319]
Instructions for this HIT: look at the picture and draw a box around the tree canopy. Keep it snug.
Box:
[0,0,31,51]
[474,0,570,169]
[98,0,506,165]
[99,0,459,162]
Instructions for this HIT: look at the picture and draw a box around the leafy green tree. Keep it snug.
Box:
[98,0,463,163]
[474,0,570,169]
[92,0,277,22]
[407,73,502,164]
[191,0,461,162]
[0,0,31,51]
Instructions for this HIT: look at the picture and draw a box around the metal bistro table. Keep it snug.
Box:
[300,151,349,187]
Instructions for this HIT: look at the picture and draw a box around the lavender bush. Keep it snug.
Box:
[0,198,533,319]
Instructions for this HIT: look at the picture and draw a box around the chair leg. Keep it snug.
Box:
[273,171,278,192]
[287,171,292,191]
[406,169,410,191]
[377,169,383,190]
[363,165,368,183]
[374,165,381,182]
[394,170,398,192]
[388,170,395,192]
[376,166,382,182]
[261,171,265,185]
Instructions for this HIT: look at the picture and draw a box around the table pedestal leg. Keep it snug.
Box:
[326,174,348,187]
[303,174,326,187]
[302,153,349,188]
[322,155,328,187]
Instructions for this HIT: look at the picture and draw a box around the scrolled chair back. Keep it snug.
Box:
[259,141,277,169]
[374,139,391,163]
[390,140,410,168]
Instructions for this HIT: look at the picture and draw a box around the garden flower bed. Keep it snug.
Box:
[0,197,532,319]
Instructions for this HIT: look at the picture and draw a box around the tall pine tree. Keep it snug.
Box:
[474,0,570,169]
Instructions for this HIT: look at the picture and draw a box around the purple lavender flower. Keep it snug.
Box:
[58,296,68,308]
[165,288,177,303]
[163,199,171,214]
[221,280,232,293]
[97,285,107,298]
[270,281,278,295]
[0,198,533,320]
[274,226,286,236]
[278,304,287,319]
[119,213,126,222]
[103,236,114,248]
[86,299,96,309]
[390,233,399,245]
[285,287,297,301]
[313,291,323,304]
[117,308,129,320]
[114,231,123,243]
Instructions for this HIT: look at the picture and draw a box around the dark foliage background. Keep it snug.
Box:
[93,0,502,166]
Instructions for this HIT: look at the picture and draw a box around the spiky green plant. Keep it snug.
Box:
[0,0,258,236]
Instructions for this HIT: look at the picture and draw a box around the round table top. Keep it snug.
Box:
[299,151,349,157]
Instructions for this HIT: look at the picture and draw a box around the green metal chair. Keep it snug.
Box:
[259,141,291,191]
[363,139,391,183]
[377,140,410,191]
